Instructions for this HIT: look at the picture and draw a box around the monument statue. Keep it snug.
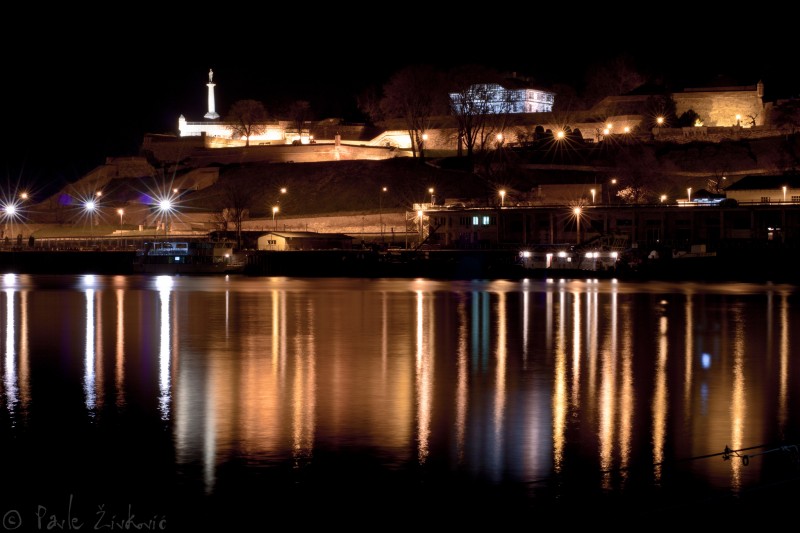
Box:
[209,69,214,83]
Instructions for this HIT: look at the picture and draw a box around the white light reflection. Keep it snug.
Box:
[552,288,567,472]
[84,288,96,412]
[4,287,18,416]
[415,290,432,464]
[158,276,173,419]
[571,289,581,408]
[522,287,530,366]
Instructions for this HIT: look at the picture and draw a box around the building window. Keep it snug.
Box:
[459,216,470,226]
[761,197,771,203]
[472,216,479,226]
[792,196,800,203]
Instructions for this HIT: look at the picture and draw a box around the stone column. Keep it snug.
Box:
[204,69,220,120]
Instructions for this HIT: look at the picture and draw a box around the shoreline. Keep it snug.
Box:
[1,248,798,284]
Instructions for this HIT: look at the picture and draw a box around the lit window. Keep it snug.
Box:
[472,216,479,225]
[482,216,490,225]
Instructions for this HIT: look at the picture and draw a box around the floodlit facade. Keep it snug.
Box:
[450,83,556,114]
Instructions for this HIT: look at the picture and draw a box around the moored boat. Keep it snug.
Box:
[133,239,246,274]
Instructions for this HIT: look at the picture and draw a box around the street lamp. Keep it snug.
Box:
[687,187,692,203]
[783,186,787,202]
[590,188,596,204]
[380,186,387,242]
[85,200,97,239]
[608,178,617,204]
[272,206,279,230]
[499,189,506,207]
[157,198,172,238]
[428,187,434,206]
[573,207,582,244]
[660,194,667,203]
[117,208,124,227]
[656,116,664,126]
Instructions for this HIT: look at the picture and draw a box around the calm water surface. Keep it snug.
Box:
[2,273,800,530]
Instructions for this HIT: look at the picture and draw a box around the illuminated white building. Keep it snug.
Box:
[450,82,555,114]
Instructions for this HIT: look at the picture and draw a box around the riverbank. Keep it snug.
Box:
[1,246,798,283]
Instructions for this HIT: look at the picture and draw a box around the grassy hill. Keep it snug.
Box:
[178,157,500,218]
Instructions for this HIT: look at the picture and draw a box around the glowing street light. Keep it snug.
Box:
[19,192,28,201]
[590,188,596,204]
[608,178,617,204]
[499,189,506,207]
[379,186,387,242]
[556,130,565,139]
[656,116,665,126]
[687,187,692,203]
[783,185,787,202]
[85,200,97,238]
[117,208,124,226]
[660,194,667,203]
[272,206,279,230]
[428,187,435,206]
[157,198,173,237]
[573,206,582,244]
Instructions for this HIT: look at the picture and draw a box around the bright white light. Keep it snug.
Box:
[158,199,172,212]
[84,200,96,212]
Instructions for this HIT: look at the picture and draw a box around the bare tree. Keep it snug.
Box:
[285,100,312,143]
[583,54,646,108]
[227,100,268,146]
[770,99,800,134]
[215,178,258,249]
[356,84,385,124]
[447,65,505,168]
[380,65,449,161]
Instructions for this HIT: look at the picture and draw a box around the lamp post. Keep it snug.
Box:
[660,195,667,204]
[158,198,172,238]
[417,209,424,245]
[117,208,124,227]
[380,186,387,242]
[573,207,581,244]
[428,188,434,206]
[85,200,96,240]
[783,186,787,202]
[608,178,617,204]
[687,187,692,203]
[499,189,506,207]
[590,188,596,205]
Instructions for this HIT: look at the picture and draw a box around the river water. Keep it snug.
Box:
[1,273,799,531]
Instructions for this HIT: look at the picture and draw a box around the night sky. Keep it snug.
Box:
[3,8,797,198]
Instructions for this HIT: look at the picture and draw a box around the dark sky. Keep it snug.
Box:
[3,9,797,198]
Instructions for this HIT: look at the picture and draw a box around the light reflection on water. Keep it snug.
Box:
[1,273,799,529]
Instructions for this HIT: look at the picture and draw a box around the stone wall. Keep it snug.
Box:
[674,89,764,127]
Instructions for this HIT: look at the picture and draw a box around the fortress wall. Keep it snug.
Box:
[674,91,764,126]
